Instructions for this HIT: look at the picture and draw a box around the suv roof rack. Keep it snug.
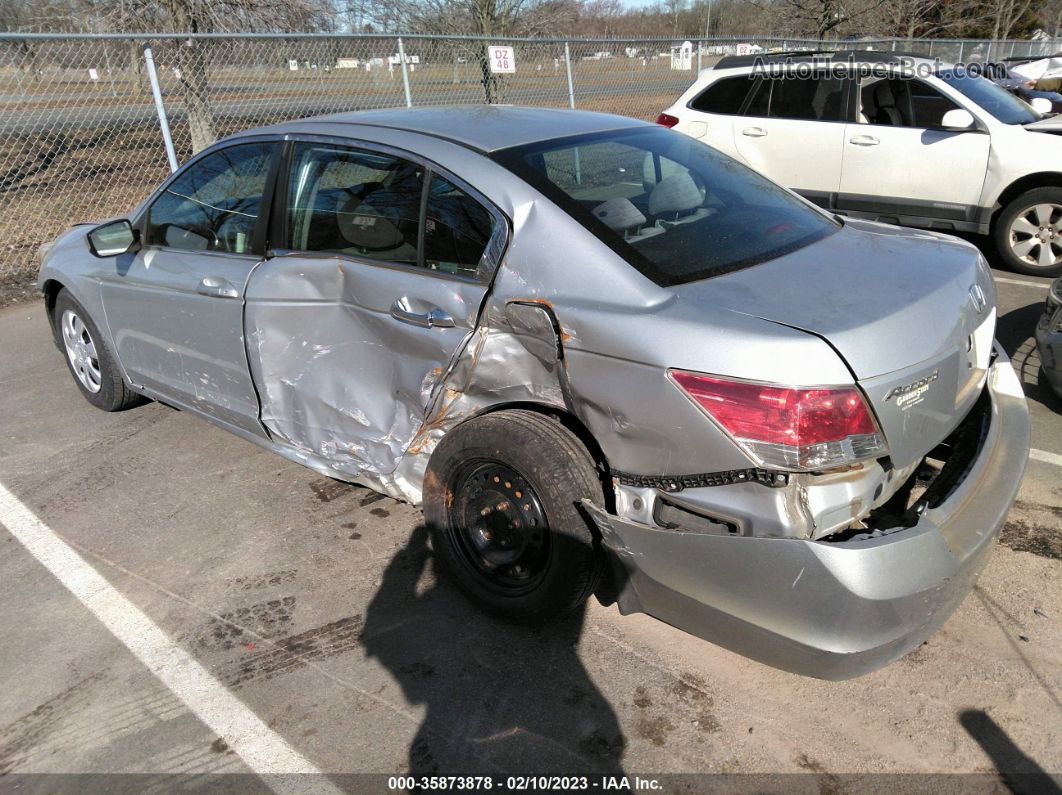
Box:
[714,48,933,70]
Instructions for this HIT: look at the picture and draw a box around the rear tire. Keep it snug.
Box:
[53,289,145,412]
[424,410,606,623]
[994,187,1062,277]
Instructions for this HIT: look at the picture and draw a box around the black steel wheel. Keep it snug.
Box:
[450,461,552,595]
[425,410,606,623]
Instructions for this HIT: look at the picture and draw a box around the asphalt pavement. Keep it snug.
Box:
[0,259,1060,790]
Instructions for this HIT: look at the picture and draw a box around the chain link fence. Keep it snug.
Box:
[1,32,1059,280]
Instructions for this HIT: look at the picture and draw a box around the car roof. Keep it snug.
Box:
[255,105,650,153]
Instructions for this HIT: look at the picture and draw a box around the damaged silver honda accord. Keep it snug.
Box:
[39,106,1029,679]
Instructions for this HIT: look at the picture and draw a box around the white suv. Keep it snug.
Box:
[658,50,1062,276]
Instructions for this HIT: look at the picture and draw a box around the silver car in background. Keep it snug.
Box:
[38,106,1029,679]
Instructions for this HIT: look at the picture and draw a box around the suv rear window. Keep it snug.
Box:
[690,76,758,114]
[745,76,847,121]
[493,127,839,286]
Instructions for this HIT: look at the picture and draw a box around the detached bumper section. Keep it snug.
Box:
[585,350,1030,679]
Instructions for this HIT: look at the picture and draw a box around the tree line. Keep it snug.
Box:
[2,0,1060,41]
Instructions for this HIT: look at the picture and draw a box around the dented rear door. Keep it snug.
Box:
[244,138,506,478]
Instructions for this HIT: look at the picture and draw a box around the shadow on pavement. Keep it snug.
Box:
[360,524,627,777]
[959,709,1062,794]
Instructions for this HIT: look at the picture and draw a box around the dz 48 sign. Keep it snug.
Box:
[488,45,516,74]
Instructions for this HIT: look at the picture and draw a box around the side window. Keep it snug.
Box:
[744,78,770,117]
[286,143,423,265]
[768,76,847,121]
[423,175,496,277]
[689,76,759,114]
[147,143,274,253]
[859,77,961,128]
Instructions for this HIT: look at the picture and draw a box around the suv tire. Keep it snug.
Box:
[995,187,1062,277]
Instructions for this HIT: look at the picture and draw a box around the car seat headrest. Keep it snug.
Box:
[648,172,703,217]
[336,194,405,252]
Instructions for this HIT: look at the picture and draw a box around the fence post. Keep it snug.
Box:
[697,40,702,73]
[142,43,178,174]
[397,37,412,108]
[564,41,575,109]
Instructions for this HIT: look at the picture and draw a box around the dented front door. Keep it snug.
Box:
[102,140,280,438]
[243,140,504,478]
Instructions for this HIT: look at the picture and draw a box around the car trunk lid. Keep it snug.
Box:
[671,219,996,468]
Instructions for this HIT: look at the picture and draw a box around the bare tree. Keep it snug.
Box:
[88,0,333,152]
[1043,0,1062,36]
[986,0,1037,38]
[580,0,623,36]
[749,0,885,38]
[863,0,980,39]
[663,0,686,35]
[370,0,577,102]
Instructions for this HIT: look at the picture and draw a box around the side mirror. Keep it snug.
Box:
[941,109,976,130]
[1030,96,1053,114]
[87,219,139,258]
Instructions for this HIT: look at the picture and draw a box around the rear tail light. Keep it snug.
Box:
[655,113,680,128]
[670,371,888,471]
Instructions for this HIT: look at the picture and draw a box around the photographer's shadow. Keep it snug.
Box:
[360,525,626,777]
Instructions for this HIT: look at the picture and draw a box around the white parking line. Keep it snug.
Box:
[993,276,1051,290]
[1031,448,1062,467]
[0,482,340,793]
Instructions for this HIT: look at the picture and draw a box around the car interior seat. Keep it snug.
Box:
[648,172,711,227]
[336,190,415,259]
[866,80,914,126]
[591,197,663,242]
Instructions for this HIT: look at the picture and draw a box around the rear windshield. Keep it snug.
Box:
[492,127,838,286]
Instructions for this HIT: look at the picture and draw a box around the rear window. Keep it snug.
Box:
[689,76,758,114]
[492,127,839,286]
[768,76,847,121]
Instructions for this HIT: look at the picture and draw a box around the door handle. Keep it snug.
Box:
[741,127,767,138]
[390,299,455,329]
[197,276,239,299]
[849,134,880,146]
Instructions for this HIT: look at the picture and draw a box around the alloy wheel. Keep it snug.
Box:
[1009,202,1062,271]
[61,309,102,393]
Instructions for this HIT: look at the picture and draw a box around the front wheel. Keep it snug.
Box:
[424,410,606,623]
[994,187,1062,277]
[52,289,145,411]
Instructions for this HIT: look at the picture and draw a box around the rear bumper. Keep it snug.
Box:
[586,349,1030,679]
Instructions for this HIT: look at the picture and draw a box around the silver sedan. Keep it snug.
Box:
[38,106,1029,679]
